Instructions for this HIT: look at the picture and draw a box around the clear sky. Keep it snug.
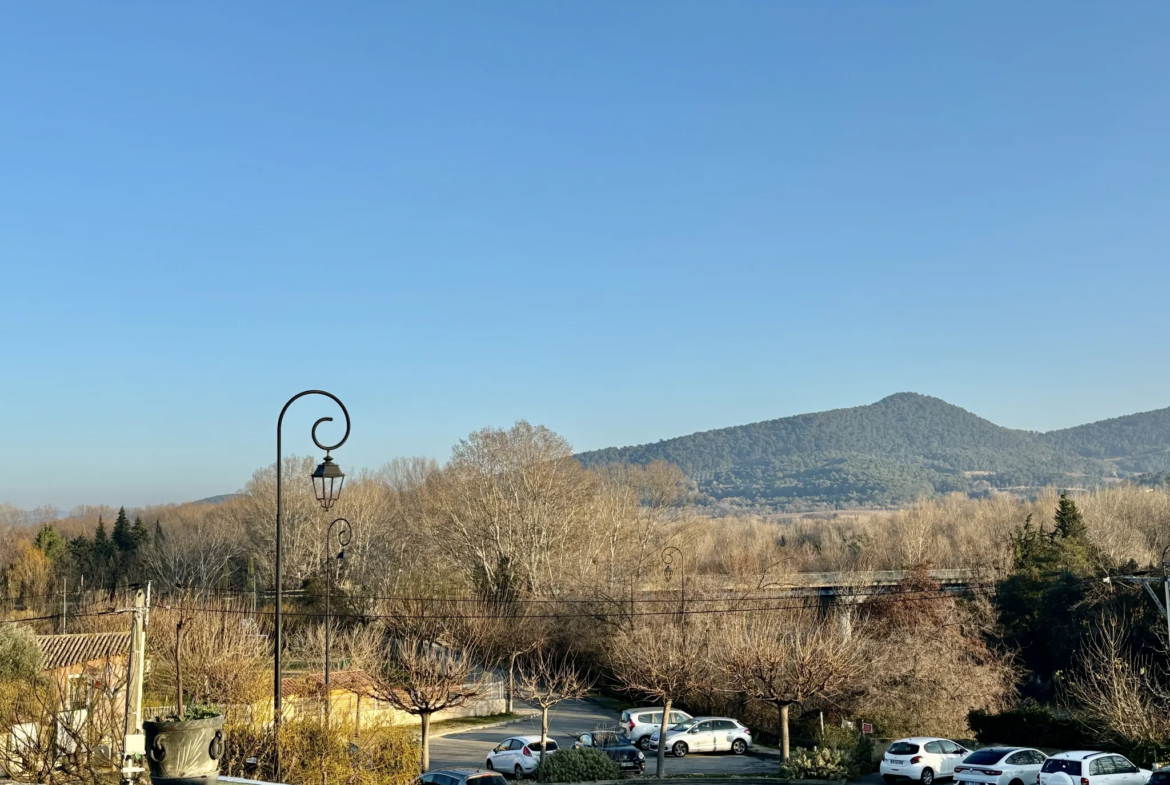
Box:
[2,2,1169,511]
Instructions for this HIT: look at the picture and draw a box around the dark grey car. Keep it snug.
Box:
[414,769,509,785]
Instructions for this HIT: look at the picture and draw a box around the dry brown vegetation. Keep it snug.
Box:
[5,420,1170,770]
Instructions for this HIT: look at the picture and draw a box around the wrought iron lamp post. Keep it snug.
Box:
[275,391,350,779]
[324,517,352,692]
[661,546,685,618]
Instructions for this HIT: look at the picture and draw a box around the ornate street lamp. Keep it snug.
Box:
[661,546,685,618]
[275,391,350,780]
[324,517,353,693]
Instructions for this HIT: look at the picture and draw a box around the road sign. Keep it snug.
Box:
[861,723,873,735]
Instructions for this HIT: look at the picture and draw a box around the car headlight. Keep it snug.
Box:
[638,752,645,760]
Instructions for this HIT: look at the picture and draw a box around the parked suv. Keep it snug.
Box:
[648,717,751,757]
[485,736,558,779]
[1038,752,1151,785]
[620,708,692,751]
[574,731,646,776]
[954,747,1047,785]
[881,737,970,785]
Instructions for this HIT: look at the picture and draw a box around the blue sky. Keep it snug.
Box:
[2,2,1168,510]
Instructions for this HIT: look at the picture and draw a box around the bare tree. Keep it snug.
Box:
[514,650,594,764]
[371,637,482,773]
[456,601,547,713]
[1064,617,1170,743]
[609,620,712,778]
[724,608,871,762]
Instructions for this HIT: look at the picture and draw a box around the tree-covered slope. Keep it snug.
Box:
[1042,406,1170,473]
[576,393,1113,509]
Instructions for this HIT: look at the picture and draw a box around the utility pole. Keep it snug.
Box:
[120,584,150,785]
[1105,554,1170,646]
[61,577,67,634]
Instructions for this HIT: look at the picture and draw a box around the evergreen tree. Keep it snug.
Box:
[34,525,69,563]
[112,507,135,553]
[131,516,150,549]
[1052,493,1088,540]
[154,520,165,547]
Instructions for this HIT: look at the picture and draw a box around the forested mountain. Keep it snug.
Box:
[1041,407,1170,474]
[577,393,1170,511]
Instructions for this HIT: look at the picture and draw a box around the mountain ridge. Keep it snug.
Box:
[576,393,1170,511]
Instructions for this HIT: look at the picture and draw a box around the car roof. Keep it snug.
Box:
[1050,752,1110,760]
[428,769,492,775]
[895,737,951,743]
[631,707,687,713]
[507,736,546,742]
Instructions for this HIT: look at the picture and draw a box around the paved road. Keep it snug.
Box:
[428,699,778,777]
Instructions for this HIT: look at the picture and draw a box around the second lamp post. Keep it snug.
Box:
[275,390,350,780]
[324,516,352,692]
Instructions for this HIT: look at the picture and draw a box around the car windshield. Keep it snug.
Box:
[889,743,920,755]
[1149,773,1170,785]
[964,750,1010,765]
[1042,760,1081,776]
[671,718,699,731]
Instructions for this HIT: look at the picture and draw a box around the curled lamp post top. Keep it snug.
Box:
[661,545,683,581]
[329,517,353,561]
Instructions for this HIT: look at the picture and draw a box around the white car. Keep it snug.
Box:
[648,716,751,757]
[1039,752,1151,785]
[881,737,970,785]
[621,707,692,751]
[955,747,1047,785]
[485,736,558,779]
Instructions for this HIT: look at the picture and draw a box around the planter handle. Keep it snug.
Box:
[150,738,167,763]
[210,731,225,761]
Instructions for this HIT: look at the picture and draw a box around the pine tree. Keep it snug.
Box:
[113,507,135,553]
[131,516,150,549]
[34,525,69,562]
[154,520,165,547]
[1053,493,1088,541]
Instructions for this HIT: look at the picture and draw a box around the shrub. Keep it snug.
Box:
[780,746,850,781]
[223,714,419,785]
[968,705,1089,749]
[536,747,620,783]
[0,626,41,683]
[810,725,877,778]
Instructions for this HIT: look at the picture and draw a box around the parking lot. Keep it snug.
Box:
[427,699,778,777]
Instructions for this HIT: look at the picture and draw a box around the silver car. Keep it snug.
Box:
[648,716,751,757]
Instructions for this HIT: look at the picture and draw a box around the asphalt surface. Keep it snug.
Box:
[428,699,779,777]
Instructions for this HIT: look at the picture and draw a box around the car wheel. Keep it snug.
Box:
[732,740,747,755]
[921,768,935,785]
[514,765,524,779]
[637,736,651,751]
[486,760,494,771]
[672,741,688,758]
[1009,779,1023,785]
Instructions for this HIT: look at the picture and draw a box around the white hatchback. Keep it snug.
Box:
[485,736,558,779]
[621,707,692,751]
[955,747,1047,785]
[882,737,971,785]
[1039,752,1151,785]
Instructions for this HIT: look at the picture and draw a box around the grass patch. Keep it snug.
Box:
[430,712,528,733]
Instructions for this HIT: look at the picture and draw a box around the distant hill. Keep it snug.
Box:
[576,393,1170,511]
[192,494,243,505]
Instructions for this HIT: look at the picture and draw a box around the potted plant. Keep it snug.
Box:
[143,593,226,785]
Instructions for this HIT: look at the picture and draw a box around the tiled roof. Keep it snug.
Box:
[280,670,380,699]
[37,633,131,671]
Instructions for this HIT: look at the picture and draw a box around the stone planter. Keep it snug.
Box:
[143,714,225,785]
